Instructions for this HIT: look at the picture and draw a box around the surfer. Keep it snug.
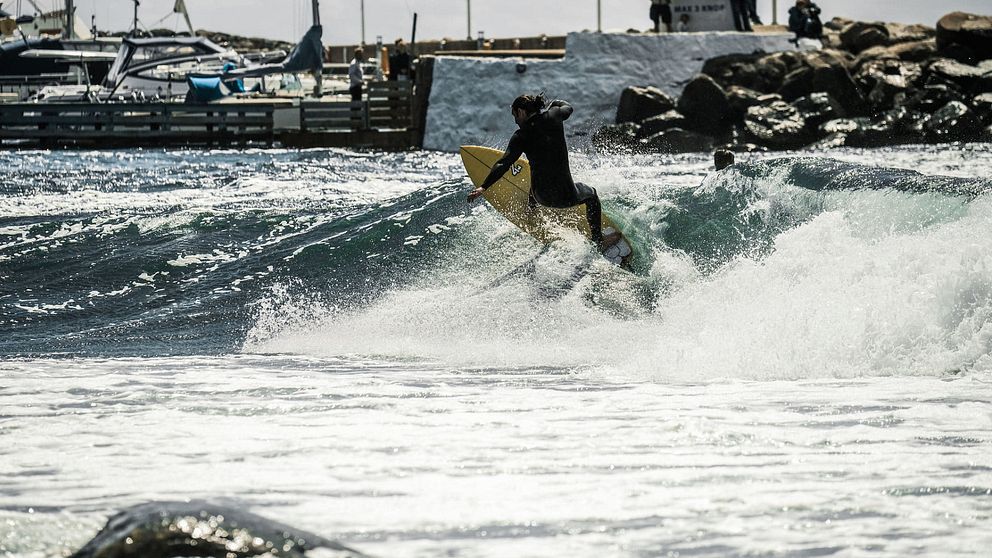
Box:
[467,94,621,251]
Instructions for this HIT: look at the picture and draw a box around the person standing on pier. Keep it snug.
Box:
[660,0,673,33]
[649,0,673,33]
[748,0,763,25]
[730,0,754,32]
[389,39,411,81]
[648,0,660,33]
[349,48,364,101]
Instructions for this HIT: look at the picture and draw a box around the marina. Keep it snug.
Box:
[2,1,992,557]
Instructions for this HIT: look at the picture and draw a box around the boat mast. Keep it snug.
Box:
[132,0,139,36]
[175,0,194,35]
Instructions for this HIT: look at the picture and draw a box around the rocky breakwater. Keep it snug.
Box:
[594,12,992,153]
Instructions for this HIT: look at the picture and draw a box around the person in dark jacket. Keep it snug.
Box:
[467,94,620,250]
[388,38,411,81]
[788,0,823,39]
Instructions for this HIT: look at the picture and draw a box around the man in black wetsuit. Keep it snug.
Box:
[467,94,619,250]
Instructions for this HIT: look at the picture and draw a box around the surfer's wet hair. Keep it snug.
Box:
[512,94,547,114]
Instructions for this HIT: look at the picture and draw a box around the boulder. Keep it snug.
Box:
[937,43,979,65]
[616,86,676,124]
[720,51,807,93]
[820,118,863,135]
[856,59,923,109]
[677,74,734,134]
[937,12,992,61]
[809,132,850,149]
[855,40,937,68]
[840,21,890,53]
[884,23,936,45]
[640,128,714,153]
[981,125,992,142]
[726,86,765,116]
[905,84,968,113]
[826,108,927,147]
[638,110,688,137]
[593,122,641,151]
[821,32,844,51]
[778,66,815,101]
[924,100,983,141]
[806,50,869,115]
[825,17,854,32]
[973,93,992,123]
[701,52,767,90]
[744,101,810,147]
[927,58,992,93]
[792,92,847,130]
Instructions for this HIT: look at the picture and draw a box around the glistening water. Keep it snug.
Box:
[2,144,991,557]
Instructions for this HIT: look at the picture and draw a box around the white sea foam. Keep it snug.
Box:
[250,158,992,381]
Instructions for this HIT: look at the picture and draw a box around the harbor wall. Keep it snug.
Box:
[423,31,794,152]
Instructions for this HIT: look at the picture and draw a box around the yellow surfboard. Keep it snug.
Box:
[460,145,634,267]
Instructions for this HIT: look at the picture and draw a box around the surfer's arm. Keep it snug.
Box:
[547,100,573,122]
[469,134,525,202]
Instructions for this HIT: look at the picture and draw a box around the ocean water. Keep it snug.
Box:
[2,144,992,557]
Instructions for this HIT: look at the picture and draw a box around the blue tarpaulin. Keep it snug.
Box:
[185,75,225,103]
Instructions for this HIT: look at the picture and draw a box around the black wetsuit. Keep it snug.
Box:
[479,100,605,242]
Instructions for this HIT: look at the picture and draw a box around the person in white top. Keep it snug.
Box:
[676,13,691,32]
[348,48,364,102]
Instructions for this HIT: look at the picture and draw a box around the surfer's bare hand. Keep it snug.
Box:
[467,187,485,202]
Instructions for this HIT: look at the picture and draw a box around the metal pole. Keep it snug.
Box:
[65,0,73,38]
[411,12,418,56]
[313,0,322,96]
[360,0,365,44]
[466,0,471,40]
[772,0,778,25]
[597,0,601,33]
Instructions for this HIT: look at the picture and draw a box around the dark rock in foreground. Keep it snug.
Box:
[70,501,367,558]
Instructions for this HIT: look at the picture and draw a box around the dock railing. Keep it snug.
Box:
[300,81,412,132]
[0,102,276,145]
[0,76,422,148]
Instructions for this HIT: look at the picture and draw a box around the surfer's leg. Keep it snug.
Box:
[576,183,621,250]
[575,183,603,242]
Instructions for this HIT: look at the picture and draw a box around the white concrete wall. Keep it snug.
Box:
[423,31,794,152]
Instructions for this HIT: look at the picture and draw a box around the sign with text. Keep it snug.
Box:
[672,0,736,32]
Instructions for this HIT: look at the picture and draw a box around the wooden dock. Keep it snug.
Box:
[0,78,428,150]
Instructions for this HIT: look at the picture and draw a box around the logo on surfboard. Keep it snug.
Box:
[511,164,523,176]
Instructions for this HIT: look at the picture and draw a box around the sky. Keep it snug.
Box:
[9,0,992,44]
